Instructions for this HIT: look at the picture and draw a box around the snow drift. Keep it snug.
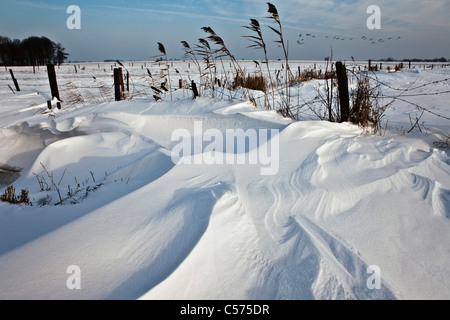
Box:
[0,64,449,300]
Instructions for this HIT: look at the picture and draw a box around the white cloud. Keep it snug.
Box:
[18,0,65,11]
[92,4,250,25]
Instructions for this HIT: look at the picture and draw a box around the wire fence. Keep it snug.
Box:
[2,62,449,124]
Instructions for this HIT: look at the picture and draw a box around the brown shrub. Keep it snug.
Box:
[0,185,31,205]
[233,72,267,92]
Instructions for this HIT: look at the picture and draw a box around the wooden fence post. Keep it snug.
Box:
[368,59,372,70]
[117,67,124,92]
[114,68,122,101]
[191,80,199,98]
[9,69,20,92]
[47,64,60,101]
[335,61,350,122]
[126,71,130,92]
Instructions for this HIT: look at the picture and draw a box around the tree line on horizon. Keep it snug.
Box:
[382,56,448,63]
[0,35,69,66]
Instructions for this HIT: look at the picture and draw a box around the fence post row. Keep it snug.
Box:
[335,61,350,122]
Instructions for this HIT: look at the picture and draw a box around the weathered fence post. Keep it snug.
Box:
[126,71,130,92]
[74,65,77,73]
[114,68,122,101]
[368,59,372,71]
[179,79,183,89]
[191,80,199,98]
[47,64,60,101]
[335,61,350,122]
[9,69,20,92]
[118,67,124,92]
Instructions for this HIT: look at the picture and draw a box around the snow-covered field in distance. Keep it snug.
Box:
[0,61,449,300]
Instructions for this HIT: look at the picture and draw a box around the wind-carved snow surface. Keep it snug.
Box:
[0,65,449,300]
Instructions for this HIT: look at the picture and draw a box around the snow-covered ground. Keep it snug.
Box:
[0,62,449,300]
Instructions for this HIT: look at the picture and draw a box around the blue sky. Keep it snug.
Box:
[1,0,449,62]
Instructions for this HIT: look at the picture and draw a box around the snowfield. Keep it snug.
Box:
[0,62,449,300]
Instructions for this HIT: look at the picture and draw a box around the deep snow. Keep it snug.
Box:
[0,62,449,300]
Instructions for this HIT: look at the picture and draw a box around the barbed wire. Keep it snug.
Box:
[366,74,450,92]
[348,69,450,121]
[3,65,450,122]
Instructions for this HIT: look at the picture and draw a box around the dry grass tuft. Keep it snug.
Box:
[233,72,267,92]
[294,69,335,83]
[350,73,390,134]
[0,185,31,205]
[62,82,84,106]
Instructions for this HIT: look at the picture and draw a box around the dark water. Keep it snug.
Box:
[0,164,22,189]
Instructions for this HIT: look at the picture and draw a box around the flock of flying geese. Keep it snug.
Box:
[297,34,402,45]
